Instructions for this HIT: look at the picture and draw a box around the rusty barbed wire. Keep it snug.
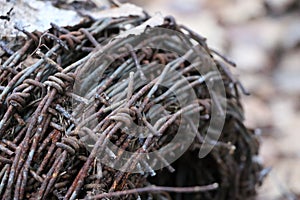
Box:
[0,8,265,200]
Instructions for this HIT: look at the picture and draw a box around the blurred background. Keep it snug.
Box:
[122,0,300,199]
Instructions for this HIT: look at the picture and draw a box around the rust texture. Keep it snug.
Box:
[0,9,264,200]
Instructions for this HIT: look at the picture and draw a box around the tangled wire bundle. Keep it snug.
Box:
[0,7,265,200]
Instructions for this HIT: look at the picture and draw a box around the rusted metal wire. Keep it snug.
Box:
[0,8,264,200]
